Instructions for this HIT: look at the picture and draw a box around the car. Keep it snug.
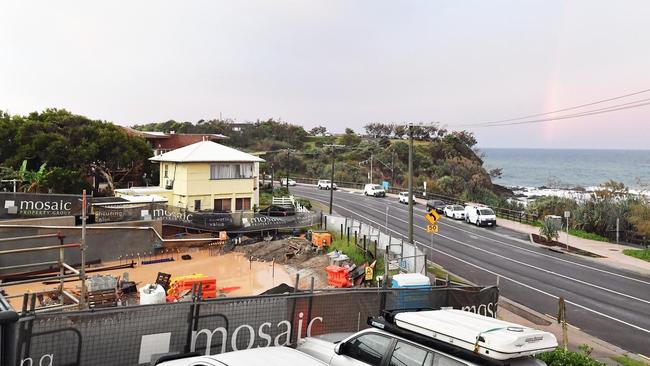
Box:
[398,192,416,204]
[297,309,554,366]
[443,205,465,219]
[464,205,497,226]
[364,184,386,197]
[258,205,296,216]
[155,346,328,366]
[281,178,296,186]
[318,179,337,190]
[425,199,446,213]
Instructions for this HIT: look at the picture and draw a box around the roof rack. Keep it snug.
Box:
[368,309,556,366]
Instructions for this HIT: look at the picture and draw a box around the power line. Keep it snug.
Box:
[463,87,650,126]
[465,98,650,128]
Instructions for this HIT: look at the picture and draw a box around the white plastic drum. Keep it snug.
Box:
[139,284,166,305]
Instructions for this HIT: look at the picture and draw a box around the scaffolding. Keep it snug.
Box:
[0,231,87,312]
[0,191,90,313]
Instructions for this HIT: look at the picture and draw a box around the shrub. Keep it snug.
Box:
[537,346,606,366]
[540,216,562,242]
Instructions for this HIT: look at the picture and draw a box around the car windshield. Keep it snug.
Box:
[453,205,464,210]
[373,185,383,189]
[321,180,330,183]
[479,209,494,215]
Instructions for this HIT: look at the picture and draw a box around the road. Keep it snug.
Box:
[290,184,650,356]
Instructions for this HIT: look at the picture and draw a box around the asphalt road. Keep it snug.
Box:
[290,184,650,356]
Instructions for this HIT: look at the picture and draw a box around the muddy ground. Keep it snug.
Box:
[234,237,330,289]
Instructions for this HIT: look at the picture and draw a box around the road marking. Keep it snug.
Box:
[299,191,650,335]
[357,199,650,305]
[638,354,650,362]
[323,188,650,286]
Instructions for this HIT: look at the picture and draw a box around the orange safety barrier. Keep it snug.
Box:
[168,274,217,299]
[325,265,351,288]
[312,231,333,247]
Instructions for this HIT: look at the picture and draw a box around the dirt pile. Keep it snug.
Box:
[235,238,330,289]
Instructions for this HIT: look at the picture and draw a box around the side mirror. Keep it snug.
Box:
[334,342,346,355]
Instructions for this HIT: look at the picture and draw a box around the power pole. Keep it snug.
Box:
[370,153,373,183]
[408,124,414,244]
[390,151,395,188]
[324,144,344,214]
[286,149,291,193]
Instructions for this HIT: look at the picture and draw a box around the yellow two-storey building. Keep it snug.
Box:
[116,140,264,212]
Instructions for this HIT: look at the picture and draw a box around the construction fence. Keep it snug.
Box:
[0,286,498,366]
[322,214,426,274]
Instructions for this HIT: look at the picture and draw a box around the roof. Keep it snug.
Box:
[149,140,265,163]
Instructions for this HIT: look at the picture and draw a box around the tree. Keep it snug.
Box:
[628,201,650,239]
[309,126,327,136]
[339,128,361,146]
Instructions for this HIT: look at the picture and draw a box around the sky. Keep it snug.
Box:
[1,1,649,149]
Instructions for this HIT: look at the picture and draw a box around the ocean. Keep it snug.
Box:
[481,148,650,189]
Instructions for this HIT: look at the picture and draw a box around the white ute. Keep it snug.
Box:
[318,179,337,190]
[297,309,555,366]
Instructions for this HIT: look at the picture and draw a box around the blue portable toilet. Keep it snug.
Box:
[382,181,390,190]
[391,273,431,309]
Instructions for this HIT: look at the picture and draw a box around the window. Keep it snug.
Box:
[210,163,254,179]
[429,352,466,366]
[344,333,392,366]
[213,199,231,212]
[235,198,251,211]
[164,164,169,178]
[389,341,429,366]
[194,200,201,211]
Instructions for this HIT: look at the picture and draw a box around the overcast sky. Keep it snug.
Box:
[2,1,649,149]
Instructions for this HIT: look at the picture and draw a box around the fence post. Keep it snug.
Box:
[423,254,427,275]
[347,227,350,244]
[341,224,343,239]
[324,216,327,230]
[374,240,378,260]
[319,212,323,229]
[354,231,358,245]
[363,235,367,253]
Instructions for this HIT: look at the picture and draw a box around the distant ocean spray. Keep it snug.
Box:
[481,148,650,189]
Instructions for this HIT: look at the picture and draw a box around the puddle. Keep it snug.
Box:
[4,250,293,310]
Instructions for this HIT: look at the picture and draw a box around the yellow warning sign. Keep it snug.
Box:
[426,224,439,233]
[425,209,440,225]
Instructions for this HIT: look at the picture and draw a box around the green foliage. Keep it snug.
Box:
[537,346,606,366]
[627,200,650,238]
[526,182,645,243]
[540,216,562,242]
[568,228,609,242]
[1,109,153,194]
[622,249,650,262]
[612,355,650,366]
[328,233,384,276]
[296,198,312,210]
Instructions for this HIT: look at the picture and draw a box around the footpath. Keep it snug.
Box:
[497,218,650,276]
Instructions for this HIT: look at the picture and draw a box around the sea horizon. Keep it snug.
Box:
[481,147,650,189]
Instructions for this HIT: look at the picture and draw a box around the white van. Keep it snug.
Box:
[364,184,386,197]
[464,204,497,226]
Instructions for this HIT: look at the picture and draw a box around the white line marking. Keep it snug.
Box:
[353,197,650,305]
[300,191,650,335]
[317,187,650,286]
